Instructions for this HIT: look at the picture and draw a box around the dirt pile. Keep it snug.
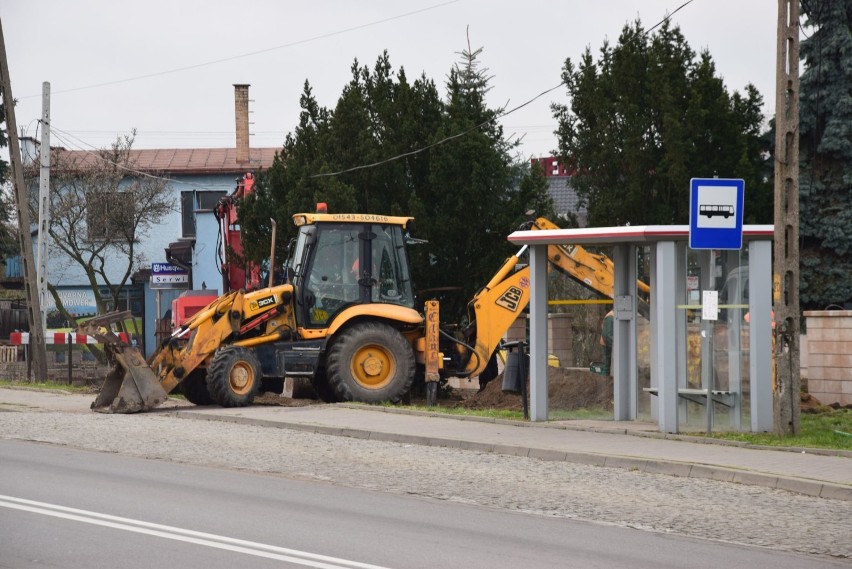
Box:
[461,367,613,412]
[247,367,614,413]
[800,391,835,413]
[253,392,321,407]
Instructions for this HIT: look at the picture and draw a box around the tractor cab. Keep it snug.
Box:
[289,209,417,328]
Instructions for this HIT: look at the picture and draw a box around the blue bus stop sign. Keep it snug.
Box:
[689,178,745,250]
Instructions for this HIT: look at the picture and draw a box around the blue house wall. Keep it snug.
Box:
[26,165,274,356]
[10,131,278,358]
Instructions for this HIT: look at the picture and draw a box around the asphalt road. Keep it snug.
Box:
[1,440,844,569]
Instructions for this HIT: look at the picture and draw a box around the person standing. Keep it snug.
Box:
[600,309,614,376]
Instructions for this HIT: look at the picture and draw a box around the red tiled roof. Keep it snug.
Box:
[52,147,279,175]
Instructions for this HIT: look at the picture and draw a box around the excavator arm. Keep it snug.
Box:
[530,217,651,306]
[455,217,650,378]
[153,290,247,394]
[459,246,532,377]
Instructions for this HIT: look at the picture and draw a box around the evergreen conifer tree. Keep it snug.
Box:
[798,0,852,309]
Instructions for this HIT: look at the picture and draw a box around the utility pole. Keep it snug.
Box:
[773,0,801,436]
[37,82,50,333]
[0,19,48,381]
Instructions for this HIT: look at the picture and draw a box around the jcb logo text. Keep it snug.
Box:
[495,286,523,312]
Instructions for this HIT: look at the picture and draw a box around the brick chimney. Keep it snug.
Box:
[234,84,250,164]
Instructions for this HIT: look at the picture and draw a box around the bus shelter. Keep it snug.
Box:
[507,225,774,433]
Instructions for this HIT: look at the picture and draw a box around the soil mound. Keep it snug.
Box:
[253,392,321,407]
[461,367,613,412]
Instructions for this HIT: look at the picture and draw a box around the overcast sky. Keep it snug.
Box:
[2,0,777,162]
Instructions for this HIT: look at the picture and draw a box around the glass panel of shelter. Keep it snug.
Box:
[636,245,653,422]
[530,239,752,430]
[678,247,750,432]
[544,244,621,421]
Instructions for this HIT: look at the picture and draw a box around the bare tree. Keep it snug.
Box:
[26,131,175,326]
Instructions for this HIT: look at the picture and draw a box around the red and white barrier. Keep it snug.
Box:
[9,331,132,345]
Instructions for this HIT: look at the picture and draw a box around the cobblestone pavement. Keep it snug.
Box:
[0,410,849,560]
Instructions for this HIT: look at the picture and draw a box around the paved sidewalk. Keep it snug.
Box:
[2,388,850,501]
[171,403,852,501]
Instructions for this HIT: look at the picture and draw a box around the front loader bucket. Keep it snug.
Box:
[91,346,169,413]
[79,312,169,414]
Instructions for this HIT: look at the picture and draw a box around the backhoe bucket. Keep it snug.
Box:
[79,311,169,414]
[91,346,169,413]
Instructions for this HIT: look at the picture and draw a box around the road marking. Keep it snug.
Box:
[0,494,392,569]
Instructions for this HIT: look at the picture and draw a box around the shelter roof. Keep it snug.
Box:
[508,225,775,246]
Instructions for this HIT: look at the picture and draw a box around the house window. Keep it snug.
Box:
[197,191,225,211]
[86,191,134,241]
[181,190,226,237]
[181,192,195,237]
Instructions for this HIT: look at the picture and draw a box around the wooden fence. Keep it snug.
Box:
[0,345,17,363]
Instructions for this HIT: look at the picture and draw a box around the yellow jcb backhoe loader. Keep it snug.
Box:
[81,212,647,413]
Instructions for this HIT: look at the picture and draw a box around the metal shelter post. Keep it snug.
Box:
[724,250,743,430]
[653,241,679,432]
[749,240,773,431]
[528,244,549,421]
[612,244,637,420]
[649,246,658,423]
[676,242,689,423]
[698,250,715,427]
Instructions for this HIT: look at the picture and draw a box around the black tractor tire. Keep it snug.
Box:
[325,321,415,403]
[178,368,213,406]
[206,346,262,407]
[311,368,339,403]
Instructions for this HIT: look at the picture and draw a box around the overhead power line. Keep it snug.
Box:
[30,0,697,181]
[18,0,459,99]
[646,0,695,34]
[310,0,699,179]
[311,82,565,178]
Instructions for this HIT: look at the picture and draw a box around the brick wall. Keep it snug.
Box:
[804,310,852,406]
[548,313,573,368]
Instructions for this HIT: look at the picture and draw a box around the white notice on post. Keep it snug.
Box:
[702,290,719,321]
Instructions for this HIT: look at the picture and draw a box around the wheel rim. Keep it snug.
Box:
[228,361,255,395]
[350,343,396,389]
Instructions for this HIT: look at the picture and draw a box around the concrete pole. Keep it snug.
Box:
[0,19,48,381]
[773,0,801,435]
[37,82,50,333]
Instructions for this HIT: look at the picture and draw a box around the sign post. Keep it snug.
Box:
[689,178,745,250]
[689,178,745,435]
